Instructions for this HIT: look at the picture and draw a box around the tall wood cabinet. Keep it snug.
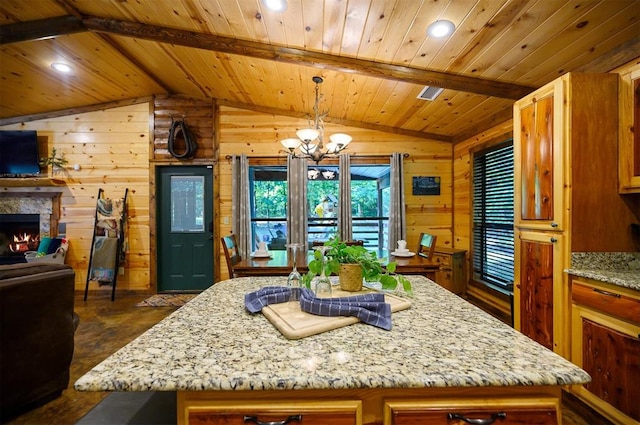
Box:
[618,61,640,193]
[513,72,638,359]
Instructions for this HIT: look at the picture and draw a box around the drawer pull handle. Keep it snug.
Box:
[244,415,301,425]
[593,288,621,298]
[550,237,557,243]
[550,222,558,228]
[447,412,506,424]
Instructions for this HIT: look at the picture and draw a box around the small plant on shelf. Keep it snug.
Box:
[302,236,413,296]
[40,148,68,175]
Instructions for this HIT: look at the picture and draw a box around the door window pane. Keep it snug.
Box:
[250,166,288,251]
[170,176,204,232]
[308,166,339,243]
[351,165,390,257]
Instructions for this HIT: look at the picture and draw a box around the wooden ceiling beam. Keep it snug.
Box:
[81,16,536,100]
[0,16,85,44]
[0,96,155,126]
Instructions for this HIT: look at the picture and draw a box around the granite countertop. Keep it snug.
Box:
[565,252,640,292]
[74,276,589,392]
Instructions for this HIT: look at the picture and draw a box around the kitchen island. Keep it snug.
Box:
[75,276,590,424]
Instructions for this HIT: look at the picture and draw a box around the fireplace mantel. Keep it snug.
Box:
[0,180,64,237]
[0,177,66,190]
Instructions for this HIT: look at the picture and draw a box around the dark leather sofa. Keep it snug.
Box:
[0,263,78,422]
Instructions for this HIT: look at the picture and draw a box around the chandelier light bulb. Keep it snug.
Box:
[281,138,301,151]
[427,20,455,38]
[325,142,339,153]
[296,128,320,142]
[329,133,352,148]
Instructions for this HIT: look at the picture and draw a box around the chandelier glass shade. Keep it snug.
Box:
[281,76,352,163]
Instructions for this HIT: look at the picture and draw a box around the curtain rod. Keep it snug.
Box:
[224,153,409,161]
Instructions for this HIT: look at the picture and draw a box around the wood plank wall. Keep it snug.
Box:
[453,120,514,315]
[217,106,453,280]
[0,103,152,293]
[1,99,453,290]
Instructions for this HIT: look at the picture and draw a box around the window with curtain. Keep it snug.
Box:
[472,141,514,291]
[248,162,392,254]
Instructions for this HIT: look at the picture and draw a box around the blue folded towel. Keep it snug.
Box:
[244,286,392,330]
[46,238,62,255]
[37,237,52,254]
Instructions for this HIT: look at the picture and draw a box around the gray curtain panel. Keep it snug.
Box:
[231,154,251,257]
[286,156,308,247]
[338,154,352,241]
[388,152,406,253]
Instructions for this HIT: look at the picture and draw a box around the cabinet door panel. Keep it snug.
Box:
[582,319,640,421]
[519,96,554,222]
[518,238,554,350]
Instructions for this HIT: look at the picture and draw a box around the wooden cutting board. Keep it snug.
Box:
[261,289,411,339]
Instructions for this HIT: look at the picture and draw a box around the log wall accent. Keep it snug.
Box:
[152,96,215,161]
[0,103,152,292]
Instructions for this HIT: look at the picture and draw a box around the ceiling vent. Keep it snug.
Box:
[417,86,444,101]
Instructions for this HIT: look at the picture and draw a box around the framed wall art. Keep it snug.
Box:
[412,176,440,195]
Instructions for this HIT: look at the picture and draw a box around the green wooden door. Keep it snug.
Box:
[157,166,213,292]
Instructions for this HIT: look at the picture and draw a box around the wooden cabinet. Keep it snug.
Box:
[431,247,466,295]
[184,400,362,425]
[514,79,564,232]
[385,398,559,425]
[514,230,566,354]
[179,387,565,425]
[513,72,637,359]
[570,276,640,424]
[618,61,640,193]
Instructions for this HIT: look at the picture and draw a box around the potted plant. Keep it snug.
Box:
[303,237,413,296]
[40,147,68,175]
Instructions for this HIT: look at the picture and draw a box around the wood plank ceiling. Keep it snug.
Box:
[1,0,639,142]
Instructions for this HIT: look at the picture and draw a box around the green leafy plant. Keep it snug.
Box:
[302,236,413,296]
[40,147,68,170]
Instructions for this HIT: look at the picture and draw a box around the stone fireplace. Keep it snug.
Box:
[0,184,63,264]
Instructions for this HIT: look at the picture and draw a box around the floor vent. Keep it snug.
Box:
[417,86,444,101]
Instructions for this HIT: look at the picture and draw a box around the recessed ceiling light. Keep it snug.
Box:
[261,0,287,12]
[51,62,73,73]
[427,20,455,38]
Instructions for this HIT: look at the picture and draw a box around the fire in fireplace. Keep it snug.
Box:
[0,214,40,263]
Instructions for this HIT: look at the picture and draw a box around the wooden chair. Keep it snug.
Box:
[221,234,241,278]
[417,233,437,259]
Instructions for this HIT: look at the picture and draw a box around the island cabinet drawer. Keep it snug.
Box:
[384,398,559,425]
[571,281,640,324]
[184,400,362,425]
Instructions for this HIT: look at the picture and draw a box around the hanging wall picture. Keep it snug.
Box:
[412,176,440,195]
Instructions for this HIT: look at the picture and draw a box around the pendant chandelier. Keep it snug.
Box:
[281,76,352,163]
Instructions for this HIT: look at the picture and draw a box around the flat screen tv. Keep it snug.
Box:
[0,130,41,177]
